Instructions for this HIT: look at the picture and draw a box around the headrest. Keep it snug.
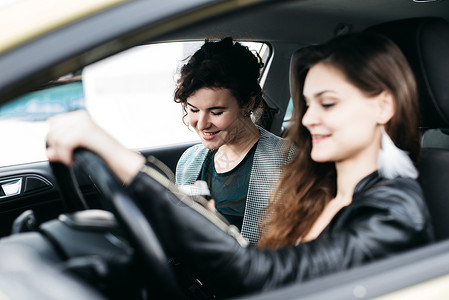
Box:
[367,18,449,129]
[289,45,316,107]
[288,49,301,105]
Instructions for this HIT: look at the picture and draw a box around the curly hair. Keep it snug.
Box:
[174,37,264,124]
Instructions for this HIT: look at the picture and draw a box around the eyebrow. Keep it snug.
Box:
[186,102,227,110]
[315,90,337,97]
[304,90,337,100]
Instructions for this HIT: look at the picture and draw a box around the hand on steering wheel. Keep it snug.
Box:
[51,148,184,299]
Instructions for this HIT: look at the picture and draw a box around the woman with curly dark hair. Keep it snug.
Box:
[174,37,295,245]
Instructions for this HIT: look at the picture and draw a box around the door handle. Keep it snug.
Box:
[0,178,22,199]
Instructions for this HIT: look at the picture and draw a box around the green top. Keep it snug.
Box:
[200,143,258,230]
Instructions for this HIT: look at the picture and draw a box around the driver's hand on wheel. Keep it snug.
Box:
[46,110,145,185]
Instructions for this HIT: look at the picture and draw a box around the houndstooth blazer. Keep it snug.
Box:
[175,127,296,245]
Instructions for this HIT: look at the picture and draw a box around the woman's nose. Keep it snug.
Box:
[197,112,210,130]
[301,103,320,128]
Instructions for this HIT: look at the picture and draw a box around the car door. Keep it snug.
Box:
[0,42,198,237]
[0,40,270,238]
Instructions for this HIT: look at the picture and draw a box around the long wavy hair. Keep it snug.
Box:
[258,32,420,248]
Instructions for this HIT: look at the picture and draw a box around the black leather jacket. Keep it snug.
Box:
[128,170,434,298]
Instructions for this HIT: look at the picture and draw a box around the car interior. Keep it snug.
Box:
[1,0,449,299]
[367,17,449,242]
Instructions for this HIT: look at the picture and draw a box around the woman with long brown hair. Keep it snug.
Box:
[258,32,423,248]
[46,32,433,298]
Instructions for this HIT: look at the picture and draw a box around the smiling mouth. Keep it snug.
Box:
[311,134,330,143]
[200,131,221,140]
[203,131,220,136]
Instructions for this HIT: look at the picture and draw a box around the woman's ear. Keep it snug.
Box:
[242,96,256,117]
[247,96,256,111]
[377,91,395,125]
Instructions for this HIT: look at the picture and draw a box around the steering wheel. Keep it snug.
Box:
[50,148,184,299]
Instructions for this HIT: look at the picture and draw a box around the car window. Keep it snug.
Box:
[0,41,270,167]
[282,97,294,132]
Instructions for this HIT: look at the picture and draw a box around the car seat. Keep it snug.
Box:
[367,18,449,241]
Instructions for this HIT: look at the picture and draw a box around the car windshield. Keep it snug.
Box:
[0,41,269,167]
